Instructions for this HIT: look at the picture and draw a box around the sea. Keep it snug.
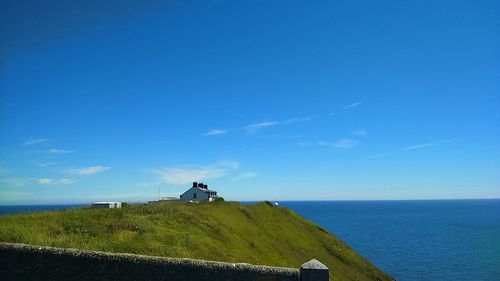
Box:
[1,199,499,281]
[280,200,500,281]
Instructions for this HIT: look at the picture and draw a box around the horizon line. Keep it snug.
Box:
[1,197,499,206]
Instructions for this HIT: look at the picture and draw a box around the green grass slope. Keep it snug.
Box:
[0,202,393,281]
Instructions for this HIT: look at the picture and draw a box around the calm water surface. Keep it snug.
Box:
[0,204,85,215]
[281,200,500,281]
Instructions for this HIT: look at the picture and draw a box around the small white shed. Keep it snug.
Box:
[92,202,122,208]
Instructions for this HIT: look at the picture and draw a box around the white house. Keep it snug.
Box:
[180,182,218,202]
[92,202,122,208]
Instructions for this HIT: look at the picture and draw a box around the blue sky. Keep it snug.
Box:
[1,0,499,204]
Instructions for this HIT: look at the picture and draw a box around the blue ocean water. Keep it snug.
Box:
[280,200,500,281]
[0,204,85,215]
[1,200,499,280]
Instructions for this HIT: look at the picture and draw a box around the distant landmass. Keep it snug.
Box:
[0,201,393,281]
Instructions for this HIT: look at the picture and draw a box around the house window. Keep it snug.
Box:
[193,193,197,199]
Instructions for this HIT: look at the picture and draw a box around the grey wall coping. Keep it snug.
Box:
[0,242,330,281]
[0,242,301,281]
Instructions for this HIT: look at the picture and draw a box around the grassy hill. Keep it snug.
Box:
[0,201,393,281]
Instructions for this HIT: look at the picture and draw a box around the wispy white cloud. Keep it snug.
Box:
[334,139,359,149]
[343,102,362,110]
[203,129,228,136]
[38,178,76,185]
[244,116,311,134]
[232,172,257,181]
[45,148,75,154]
[352,129,367,137]
[209,115,312,136]
[24,138,49,145]
[404,143,437,150]
[244,121,279,133]
[403,140,452,150]
[328,102,362,116]
[152,161,239,185]
[54,178,76,185]
[70,165,110,176]
[318,139,359,149]
[38,178,53,185]
[38,162,58,167]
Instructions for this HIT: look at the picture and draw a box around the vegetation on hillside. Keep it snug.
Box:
[0,202,393,281]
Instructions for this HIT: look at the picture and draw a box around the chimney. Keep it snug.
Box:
[193,182,198,188]
[203,184,208,189]
[198,182,203,188]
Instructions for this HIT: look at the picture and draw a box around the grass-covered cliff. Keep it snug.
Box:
[0,202,393,281]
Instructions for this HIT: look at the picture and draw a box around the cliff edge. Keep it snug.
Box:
[0,202,394,281]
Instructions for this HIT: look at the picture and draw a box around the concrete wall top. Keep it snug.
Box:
[0,242,300,281]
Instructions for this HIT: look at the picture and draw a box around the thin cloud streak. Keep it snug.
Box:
[38,162,58,167]
[403,140,453,150]
[206,115,312,136]
[328,102,362,116]
[203,129,228,136]
[335,139,359,149]
[245,116,311,133]
[70,166,110,176]
[318,139,359,149]
[244,121,279,133]
[45,148,75,154]
[24,139,49,145]
[403,139,457,151]
[38,178,76,185]
[404,143,437,150]
[343,102,361,110]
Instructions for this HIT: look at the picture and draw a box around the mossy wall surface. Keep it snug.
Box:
[0,242,299,281]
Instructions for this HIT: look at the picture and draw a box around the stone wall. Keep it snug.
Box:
[0,242,301,281]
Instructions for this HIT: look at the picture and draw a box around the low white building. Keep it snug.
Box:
[180,182,218,202]
[92,202,122,208]
[148,197,180,204]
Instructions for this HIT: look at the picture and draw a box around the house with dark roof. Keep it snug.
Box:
[180,182,218,202]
